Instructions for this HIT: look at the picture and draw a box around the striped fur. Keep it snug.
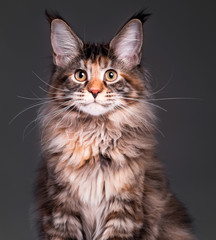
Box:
[35,11,195,240]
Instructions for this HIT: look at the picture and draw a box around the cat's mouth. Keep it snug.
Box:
[82,102,110,107]
[78,102,114,116]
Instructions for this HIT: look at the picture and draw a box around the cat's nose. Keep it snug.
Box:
[89,88,101,99]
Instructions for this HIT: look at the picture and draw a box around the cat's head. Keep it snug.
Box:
[46,11,150,117]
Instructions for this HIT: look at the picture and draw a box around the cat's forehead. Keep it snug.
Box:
[80,56,111,71]
[83,43,109,59]
[81,43,111,69]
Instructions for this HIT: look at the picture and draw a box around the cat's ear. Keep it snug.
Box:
[110,19,143,68]
[50,19,83,67]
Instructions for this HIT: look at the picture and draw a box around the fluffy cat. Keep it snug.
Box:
[35,11,195,240]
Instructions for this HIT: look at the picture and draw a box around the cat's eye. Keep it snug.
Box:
[104,70,118,82]
[74,70,87,82]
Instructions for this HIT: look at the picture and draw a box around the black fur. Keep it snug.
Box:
[128,9,152,24]
[83,43,109,61]
[45,10,67,24]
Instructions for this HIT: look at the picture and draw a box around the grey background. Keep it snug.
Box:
[0,0,215,239]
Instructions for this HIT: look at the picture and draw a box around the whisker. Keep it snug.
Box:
[149,78,171,96]
[10,94,74,124]
[32,71,69,93]
[17,95,51,101]
[9,100,54,124]
[117,104,153,135]
[31,91,45,100]
[22,119,39,139]
[39,86,50,94]
[147,97,201,101]
[38,86,71,98]
[40,103,76,139]
[17,94,71,102]
[118,103,164,138]
[73,92,85,95]
[54,104,77,131]
[117,96,167,112]
[22,99,73,138]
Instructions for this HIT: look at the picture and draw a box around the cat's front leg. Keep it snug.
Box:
[98,197,144,240]
[39,210,84,240]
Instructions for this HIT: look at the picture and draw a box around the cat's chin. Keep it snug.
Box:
[79,102,113,116]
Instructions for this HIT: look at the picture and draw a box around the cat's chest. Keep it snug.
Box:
[68,164,133,239]
[48,130,133,204]
[64,158,131,205]
[48,130,140,238]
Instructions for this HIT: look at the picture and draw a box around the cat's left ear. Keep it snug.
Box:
[110,19,143,69]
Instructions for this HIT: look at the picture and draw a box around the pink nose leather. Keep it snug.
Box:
[90,89,100,98]
[91,89,100,94]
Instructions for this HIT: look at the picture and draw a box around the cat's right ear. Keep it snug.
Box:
[50,19,83,67]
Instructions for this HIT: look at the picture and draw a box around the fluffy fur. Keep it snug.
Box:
[35,11,195,240]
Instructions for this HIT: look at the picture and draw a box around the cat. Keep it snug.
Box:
[35,10,195,240]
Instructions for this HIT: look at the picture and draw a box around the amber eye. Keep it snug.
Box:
[74,70,87,82]
[104,70,118,81]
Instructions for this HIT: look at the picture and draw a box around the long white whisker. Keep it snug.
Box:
[54,104,77,131]
[41,103,76,139]
[32,71,69,93]
[118,103,164,138]
[117,104,153,135]
[9,100,54,124]
[17,95,51,101]
[117,96,167,112]
[17,94,71,102]
[10,95,73,124]
[38,86,69,96]
[39,86,50,94]
[22,99,73,138]
[31,91,47,101]
[150,79,171,96]
[148,97,201,101]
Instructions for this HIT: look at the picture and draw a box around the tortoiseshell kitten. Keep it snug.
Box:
[35,11,195,240]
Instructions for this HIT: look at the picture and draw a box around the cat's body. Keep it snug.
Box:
[35,12,195,240]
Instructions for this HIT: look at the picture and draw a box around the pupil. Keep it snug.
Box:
[109,72,114,78]
[79,72,84,78]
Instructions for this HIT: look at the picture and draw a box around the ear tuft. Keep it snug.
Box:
[128,9,151,25]
[45,10,66,25]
